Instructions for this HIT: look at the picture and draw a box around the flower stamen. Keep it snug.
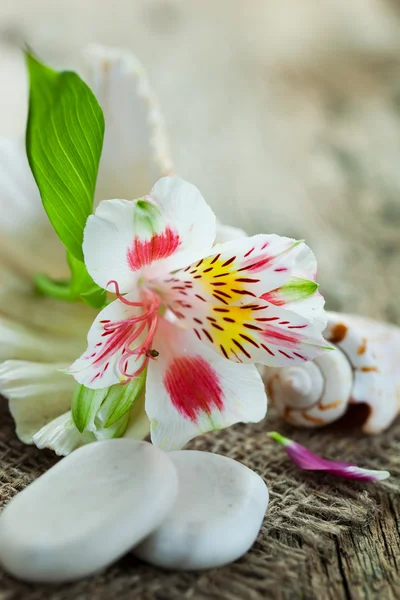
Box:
[93,281,162,383]
[107,279,143,307]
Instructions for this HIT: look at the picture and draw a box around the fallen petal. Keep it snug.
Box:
[268,432,390,482]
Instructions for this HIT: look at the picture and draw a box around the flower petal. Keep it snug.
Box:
[268,432,390,482]
[159,234,311,308]
[83,44,173,203]
[146,317,267,450]
[32,397,150,456]
[0,44,27,138]
[155,235,328,365]
[290,241,318,282]
[93,389,149,441]
[32,411,95,456]
[120,392,150,441]
[67,293,149,388]
[0,360,74,444]
[92,410,130,440]
[83,176,216,292]
[0,264,93,339]
[0,138,67,278]
[215,222,247,244]
[261,277,327,331]
[158,292,329,367]
[259,243,326,329]
[0,316,88,363]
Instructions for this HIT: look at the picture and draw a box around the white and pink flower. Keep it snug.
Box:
[0,43,329,453]
[69,176,330,449]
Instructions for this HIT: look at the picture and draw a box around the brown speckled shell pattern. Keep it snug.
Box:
[264,312,400,434]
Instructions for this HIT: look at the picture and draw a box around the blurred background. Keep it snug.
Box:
[1,0,400,322]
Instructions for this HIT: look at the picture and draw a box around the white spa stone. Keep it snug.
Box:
[134,450,269,570]
[0,439,178,583]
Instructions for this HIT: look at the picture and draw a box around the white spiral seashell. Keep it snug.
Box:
[263,311,400,434]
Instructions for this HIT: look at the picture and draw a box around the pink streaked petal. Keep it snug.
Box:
[268,432,390,482]
[206,234,300,298]
[253,309,330,366]
[143,177,216,279]
[67,291,156,388]
[286,290,327,331]
[261,277,327,331]
[146,317,267,450]
[83,177,216,293]
[157,235,316,313]
[83,199,143,293]
[127,226,180,271]
[83,195,180,292]
[164,355,224,422]
[152,287,330,367]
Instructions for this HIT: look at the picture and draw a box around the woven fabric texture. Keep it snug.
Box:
[0,399,398,600]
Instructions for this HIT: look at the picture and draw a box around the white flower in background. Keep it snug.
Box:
[0,45,174,454]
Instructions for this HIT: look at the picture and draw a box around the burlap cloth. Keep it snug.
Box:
[0,397,399,600]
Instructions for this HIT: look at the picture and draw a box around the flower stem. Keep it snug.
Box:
[267,431,291,446]
[34,274,75,302]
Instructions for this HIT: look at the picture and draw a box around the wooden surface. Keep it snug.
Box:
[307,494,400,600]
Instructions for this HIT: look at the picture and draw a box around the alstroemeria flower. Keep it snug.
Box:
[68,176,329,449]
[0,44,269,455]
[268,432,390,482]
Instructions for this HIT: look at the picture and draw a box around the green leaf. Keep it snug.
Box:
[96,371,147,428]
[71,385,108,433]
[93,411,131,441]
[80,286,108,309]
[67,252,107,309]
[71,372,147,435]
[25,51,104,260]
[34,274,75,302]
[34,253,107,309]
